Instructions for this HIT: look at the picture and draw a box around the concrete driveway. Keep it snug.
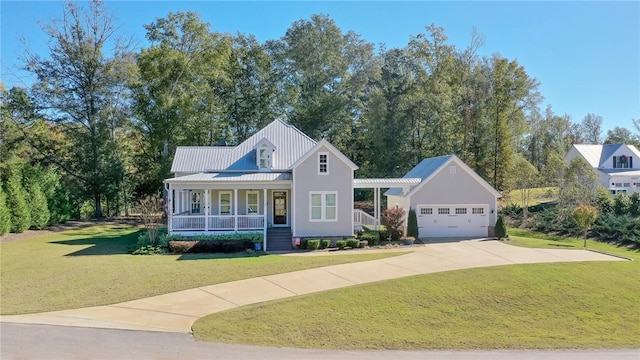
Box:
[0,239,625,333]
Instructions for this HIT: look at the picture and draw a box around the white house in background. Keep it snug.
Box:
[385,155,501,238]
[565,144,640,194]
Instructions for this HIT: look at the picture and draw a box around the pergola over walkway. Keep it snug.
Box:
[353,178,422,228]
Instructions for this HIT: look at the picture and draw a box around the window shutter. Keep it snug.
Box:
[631,156,633,168]
[613,156,617,168]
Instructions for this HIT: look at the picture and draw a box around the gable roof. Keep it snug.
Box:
[290,139,358,171]
[569,144,640,168]
[385,155,501,198]
[170,119,317,173]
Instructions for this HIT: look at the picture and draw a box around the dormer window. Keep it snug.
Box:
[259,148,272,169]
[253,137,276,170]
[613,155,633,169]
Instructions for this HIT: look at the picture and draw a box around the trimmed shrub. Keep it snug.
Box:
[495,214,507,239]
[164,232,262,243]
[336,240,347,250]
[307,239,320,250]
[592,213,640,246]
[360,231,380,246]
[168,240,255,254]
[298,238,308,249]
[407,208,419,239]
[0,183,11,235]
[319,239,331,249]
[346,239,359,248]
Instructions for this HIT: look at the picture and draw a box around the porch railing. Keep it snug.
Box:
[172,214,265,231]
[353,209,379,228]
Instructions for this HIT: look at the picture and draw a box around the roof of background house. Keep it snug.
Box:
[385,155,454,196]
[570,144,640,168]
[170,120,317,173]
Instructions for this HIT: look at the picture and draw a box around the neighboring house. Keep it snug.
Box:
[385,155,501,238]
[565,144,640,194]
[164,120,499,250]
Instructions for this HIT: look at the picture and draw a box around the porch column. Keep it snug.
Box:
[263,188,267,251]
[234,188,238,232]
[204,189,209,232]
[167,183,173,234]
[375,187,380,226]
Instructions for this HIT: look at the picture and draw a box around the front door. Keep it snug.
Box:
[273,191,287,225]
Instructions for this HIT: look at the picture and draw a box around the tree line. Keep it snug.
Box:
[1,0,639,232]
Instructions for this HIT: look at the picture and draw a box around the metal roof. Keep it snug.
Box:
[353,178,422,188]
[170,120,317,174]
[170,146,233,173]
[385,155,453,196]
[165,172,292,184]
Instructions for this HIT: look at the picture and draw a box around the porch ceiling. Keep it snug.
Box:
[353,178,421,189]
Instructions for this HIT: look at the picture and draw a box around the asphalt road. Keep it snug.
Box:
[1,323,638,360]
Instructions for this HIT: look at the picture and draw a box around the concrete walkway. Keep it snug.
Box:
[0,240,625,333]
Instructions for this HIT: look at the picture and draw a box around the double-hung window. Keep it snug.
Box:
[246,191,259,214]
[219,191,232,215]
[310,192,337,221]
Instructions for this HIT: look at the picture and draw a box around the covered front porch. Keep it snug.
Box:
[164,173,293,249]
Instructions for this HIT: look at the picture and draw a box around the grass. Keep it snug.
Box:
[192,230,640,350]
[499,186,557,207]
[0,224,405,315]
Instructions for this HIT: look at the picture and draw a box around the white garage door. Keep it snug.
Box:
[416,204,489,238]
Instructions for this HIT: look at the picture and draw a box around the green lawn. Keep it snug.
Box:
[0,224,405,315]
[499,186,557,207]
[193,231,640,350]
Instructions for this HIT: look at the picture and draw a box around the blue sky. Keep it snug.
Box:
[1,1,639,133]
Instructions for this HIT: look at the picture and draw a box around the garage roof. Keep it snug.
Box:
[353,178,421,188]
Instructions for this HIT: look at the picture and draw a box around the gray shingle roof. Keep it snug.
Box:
[385,155,453,196]
[170,120,317,173]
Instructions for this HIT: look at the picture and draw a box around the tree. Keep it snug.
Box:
[132,11,231,194]
[381,207,406,241]
[604,126,639,147]
[28,180,50,230]
[512,156,539,218]
[5,168,30,233]
[24,0,132,218]
[407,208,419,239]
[136,194,164,246]
[572,205,598,246]
[559,157,598,208]
[0,183,11,235]
[580,113,603,144]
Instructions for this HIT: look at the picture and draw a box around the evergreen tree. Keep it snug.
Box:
[495,214,507,239]
[29,180,50,230]
[407,208,419,239]
[0,183,11,235]
[5,169,31,233]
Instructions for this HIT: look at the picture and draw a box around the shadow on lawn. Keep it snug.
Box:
[50,230,143,256]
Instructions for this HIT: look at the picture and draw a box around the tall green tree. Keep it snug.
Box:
[559,157,598,209]
[513,156,539,218]
[604,126,639,146]
[28,180,50,230]
[24,0,132,218]
[5,168,30,233]
[0,183,11,235]
[132,11,231,193]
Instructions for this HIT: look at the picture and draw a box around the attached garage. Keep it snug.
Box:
[386,155,501,239]
[416,204,489,237]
